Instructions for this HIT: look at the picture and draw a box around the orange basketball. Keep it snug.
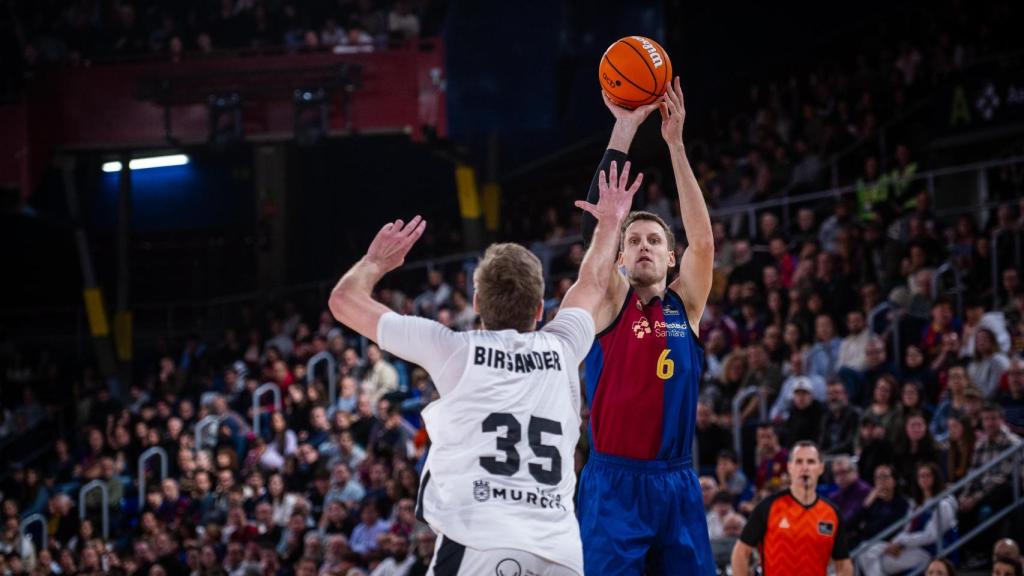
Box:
[599,36,673,109]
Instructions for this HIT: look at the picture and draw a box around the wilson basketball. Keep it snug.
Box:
[599,36,673,109]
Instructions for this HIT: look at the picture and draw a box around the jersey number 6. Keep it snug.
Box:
[479,413,563,485]
[657,349,675,380]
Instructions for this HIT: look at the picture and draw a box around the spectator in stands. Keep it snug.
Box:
[944,412,976,484]
[326,462,365,507]
[894,410,941,488]
[411,270,450,318]
[264,412,298,469]
[932,365,972,442]
[781,377,824,444]
[805,313,841,382]
[958,404,1022,555]
[703,329,728,384]
[902,347,938,405]
[753,424,787,492]
[387,0,420,40]
[993,557,1023,576]
[839,309,872,372]
[829,455,872,526]
[369,405,411,459]
[850,464,910,548]
[350,500,390,556]
[711,349,749,413]
[699,476,718,515]
[695,399,732,473]
[771,359,825,420]
[740,344,783,420]
[768,235,797,289]
[997,356,1024,435]
[968,328,1011,398]
[710,512,745,571]
[321,18,347,47]
[820,379,861,455]
[449,289,476,331]
[362,343,400,401]
[866,374,901,442]
[715,449,749,502]
[992,539,1020,568]
[841,336,893,406]
[706,490,735,540]
[858,462,956,575]
[921,299,958,360]
[856,415,894,483]
[923,558,958,575]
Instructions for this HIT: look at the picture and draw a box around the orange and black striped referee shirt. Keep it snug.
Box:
[739,489,850,576]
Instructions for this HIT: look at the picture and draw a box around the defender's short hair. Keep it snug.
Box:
[473,243,544,332]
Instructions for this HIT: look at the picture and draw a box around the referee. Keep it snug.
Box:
[731,440,853,576]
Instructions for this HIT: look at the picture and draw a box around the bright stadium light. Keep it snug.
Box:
[102,154,189,173]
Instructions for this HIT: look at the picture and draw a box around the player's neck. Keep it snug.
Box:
[791,485,817,506]
[634,282,667,305]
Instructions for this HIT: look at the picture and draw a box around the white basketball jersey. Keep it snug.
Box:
[376,309,592,574]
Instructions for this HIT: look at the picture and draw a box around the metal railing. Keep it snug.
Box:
[19,513,47,552]
[709,155,1024,228]
[867,301,905,378]
[194,415,223,452]
[307,351,337,407]
[992,226,1024,308]
[78,480,110,540]
[252,383,283,436]
[137,447,169,508]
[852,440,1024,575]
[932,260,963,319]
[732,386,768,467]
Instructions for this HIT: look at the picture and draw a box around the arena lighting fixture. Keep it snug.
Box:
[101,154,189,173]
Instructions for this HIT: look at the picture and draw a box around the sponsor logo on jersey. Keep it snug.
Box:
[818,521,834,536]
[473,481,568,512]
[632,318,651,339]
[473,346,562,373]
[663,303,680,316]
[779,517,791,529]
[653,320,689,338]
[473,480,491,502]
[495,559,523,576]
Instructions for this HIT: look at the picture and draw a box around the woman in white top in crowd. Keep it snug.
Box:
[857,461,957,575]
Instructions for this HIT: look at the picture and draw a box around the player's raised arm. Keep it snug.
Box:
[580,94,658,245]
[328,216,427,340]
[660,78,714,333]
[562,160,641,318]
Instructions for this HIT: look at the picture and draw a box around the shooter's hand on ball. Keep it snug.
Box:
[659,77,686,145]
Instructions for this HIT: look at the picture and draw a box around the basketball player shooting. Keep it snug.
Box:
[328,161,644,575]
[575,77,717,575]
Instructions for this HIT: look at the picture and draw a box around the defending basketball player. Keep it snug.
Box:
[328,161,644,575]
[575,77,716,574]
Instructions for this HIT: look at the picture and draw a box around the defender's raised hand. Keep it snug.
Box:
[366,215,426,273]
[574,160,643,224]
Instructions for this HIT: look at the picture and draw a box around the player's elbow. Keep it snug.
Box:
[328,283,355,325]
[688,232,714,255]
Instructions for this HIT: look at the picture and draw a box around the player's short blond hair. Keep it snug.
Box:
[473,243,544,332]
[620,211,676,251]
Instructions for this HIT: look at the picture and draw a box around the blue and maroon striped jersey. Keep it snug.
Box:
[583,287,703,460]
